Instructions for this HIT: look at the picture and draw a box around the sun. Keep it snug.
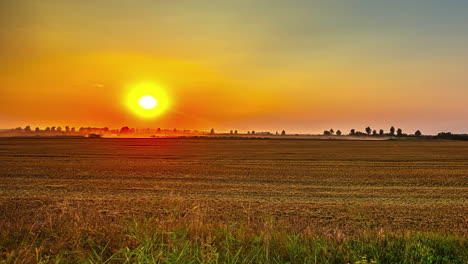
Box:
[126,82,170,118]
[139,95,158,109]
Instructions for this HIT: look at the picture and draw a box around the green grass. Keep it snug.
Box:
[1,216,466,264]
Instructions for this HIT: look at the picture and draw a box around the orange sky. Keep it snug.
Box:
[1,1,468,134]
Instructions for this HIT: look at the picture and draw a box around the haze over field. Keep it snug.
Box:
[1,1,468,133]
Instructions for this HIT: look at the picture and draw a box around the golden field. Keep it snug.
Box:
[0,138,466,263]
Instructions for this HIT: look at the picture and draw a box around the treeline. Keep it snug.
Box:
[6,126,468,140]
[436,132,468,140]
[11,126,110,135]
[9,126,202,136]
[322,127,468,140]
[323,126,421,137]
[210,129,287,136]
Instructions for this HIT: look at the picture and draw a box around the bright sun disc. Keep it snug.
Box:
[125,82,170,118]
[139,95,158,109]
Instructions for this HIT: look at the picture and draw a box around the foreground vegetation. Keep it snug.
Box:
[1,206,466,264]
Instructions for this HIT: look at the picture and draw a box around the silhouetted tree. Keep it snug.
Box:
[354,131,367,136]
[120,126,130,134]
[230,130,233,134]
[379,129,384,136]
[436,132,468,140]
[415,130,422,136]
[350,129,355,135]
[397,128,403,137]
[65,126,70,133]
[51,126,56,132]
[157,128,161,133]
[71,127,76,133]
[234,130,238,134]
[438,132,452,138]
[247,131,251,134]
[210,128,215,135]
[365,127,372,135]
[57,127,62,132]
[35,127,40,132]
[281,130,286,136]
[372,130,377,136]
[330,129,334,135]
[24,126,31,132]
[45,127,51,132]
[390,126,395,136]
[251,130,255,134]
[323,130,331,136]
[336,130,342,136]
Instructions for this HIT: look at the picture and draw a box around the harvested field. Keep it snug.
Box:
[0,138,467,263]
[1,138,467,231]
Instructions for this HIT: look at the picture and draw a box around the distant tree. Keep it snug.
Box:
[372,130,377,136]
[210,128,215,135]
[230,130,233,134]
[173,128,177,133]
[390,126,395,136]
[329,129,334,135]
[350,129,355,135]
[438,132,452,138]
[365,127,372,135]
[336,130,342,136]
[65,126,70,132]
[397,128,403,137]
[51,126,56,132]
[281,130,286,136]
[35,127,40,132]
[24,126,31,132]
[57,127,62,132]
[415,130,422,136]
[436,132,468,140]
[15,127,22,131]
[157,128,161,133]
[354,131,367,136]
[234,130,238,134]
[71,127,76,133]
[45,127,51,132]
[276,131,279,135]
[251,130,255,134]
[379,129,384,136]
[247,131,251,134]
[120,126,130,134]
[323,130,331,136]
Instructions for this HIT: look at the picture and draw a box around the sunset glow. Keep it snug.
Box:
[0,1,467,133]
[1,2,467,261]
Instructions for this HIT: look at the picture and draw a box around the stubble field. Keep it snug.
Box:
[0,138,467,263]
